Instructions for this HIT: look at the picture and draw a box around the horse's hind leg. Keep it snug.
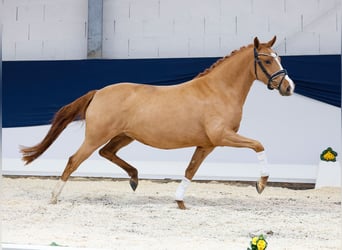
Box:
[175,146,214,209]
[50,140,101,204]
[99,135,138,191]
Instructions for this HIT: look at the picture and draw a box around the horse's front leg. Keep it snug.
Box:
[209,128,270,194]
[175,146,214,209]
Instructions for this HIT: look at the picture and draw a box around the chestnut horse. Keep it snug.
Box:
[21,36,295,209]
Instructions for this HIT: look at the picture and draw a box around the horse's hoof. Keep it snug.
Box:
[256,176,269,194]
[176,200,187,210]
[130,179,138,191]
[256,182,263,194]
[49,198,57,204]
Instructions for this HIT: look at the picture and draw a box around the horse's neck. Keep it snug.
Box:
[207,49,255,106]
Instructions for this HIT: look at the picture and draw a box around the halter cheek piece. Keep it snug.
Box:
[254,48,288,90]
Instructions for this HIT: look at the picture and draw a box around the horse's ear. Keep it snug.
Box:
[254,37,260,49]
[266,36,277,47]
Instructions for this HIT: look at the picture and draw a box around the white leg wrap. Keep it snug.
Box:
[257,151,270,176]
[175,177,191,201]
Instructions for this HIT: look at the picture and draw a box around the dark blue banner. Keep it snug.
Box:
[2,55,340,127]
[282,55,340,108]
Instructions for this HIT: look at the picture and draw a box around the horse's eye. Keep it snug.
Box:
[265,60,272,65]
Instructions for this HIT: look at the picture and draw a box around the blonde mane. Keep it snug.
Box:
[195,44,254,79]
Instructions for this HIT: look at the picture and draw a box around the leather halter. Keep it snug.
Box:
[254,48,287,90]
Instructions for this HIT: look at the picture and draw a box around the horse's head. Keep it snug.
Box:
[253,36,295,96]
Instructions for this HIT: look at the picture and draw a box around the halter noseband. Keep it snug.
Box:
[254,48,287,90]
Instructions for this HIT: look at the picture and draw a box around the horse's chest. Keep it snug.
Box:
[208,108,242,132]
[225,112,242,131]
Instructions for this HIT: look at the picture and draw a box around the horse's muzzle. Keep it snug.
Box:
[279,76,295,96]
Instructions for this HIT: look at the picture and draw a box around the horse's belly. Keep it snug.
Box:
[126,125,212,149]
[135,136,212,150]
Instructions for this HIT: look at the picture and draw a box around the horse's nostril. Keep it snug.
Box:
[280,85,293,96]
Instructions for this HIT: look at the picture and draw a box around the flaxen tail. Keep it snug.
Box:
[20,90,97,165]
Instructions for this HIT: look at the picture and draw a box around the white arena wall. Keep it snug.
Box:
[2,0,341,183]
[2,0,341,60]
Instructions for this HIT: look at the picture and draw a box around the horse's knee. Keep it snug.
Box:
[254,142,264,153]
